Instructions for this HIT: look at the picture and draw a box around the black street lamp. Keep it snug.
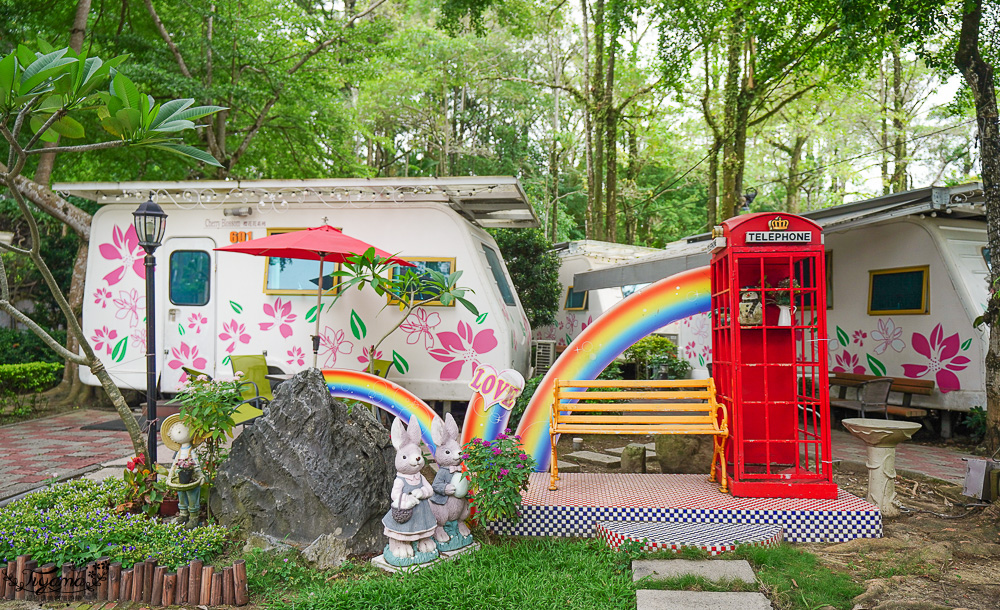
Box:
[133,195,167,463]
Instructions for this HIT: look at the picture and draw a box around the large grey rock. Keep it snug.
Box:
[654,435,711,474]
[212,369,395,565]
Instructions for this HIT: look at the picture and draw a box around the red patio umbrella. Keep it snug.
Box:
[216,225,414,367]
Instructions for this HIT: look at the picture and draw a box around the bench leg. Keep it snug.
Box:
[548,432,559,491]
[714,435,729,494]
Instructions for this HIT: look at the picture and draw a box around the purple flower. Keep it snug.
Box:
[500,468,509,476]
[497,433,507,440]
[461,453,469,460]
[492,447,502,456]
[516,464,525,469]
[514,435,521,441]
[504,428,512,435]
[519,453,528,461]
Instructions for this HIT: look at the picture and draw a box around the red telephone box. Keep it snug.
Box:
[710,213,837,499]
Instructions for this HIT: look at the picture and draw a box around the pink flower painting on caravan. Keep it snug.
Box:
[319,327,354,367]
[98,225,145,286]
[286,346,306,366]
[400,307,441,350]
[429,321,498,381]
[113,288,146,329]
[832,351,865,375]
[167,342,209,381]
[852,330,867,346]
[130,327,146,353]
[93,287,112,309]
[219,319,252,353]
[901,324,970,393]
[187,313,208,334]
[357,345,384,366]
[684,341,698,359]
[260,297,297,338]
[91,326,118,355]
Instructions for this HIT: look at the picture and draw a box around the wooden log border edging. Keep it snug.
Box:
[0,554,249,606]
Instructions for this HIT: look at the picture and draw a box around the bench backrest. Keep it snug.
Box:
[552,379,723,427]
[830,372,935,395]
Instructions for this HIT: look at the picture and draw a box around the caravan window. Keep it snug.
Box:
[564,286,588,310]
[169,250,211,306]
[481,244,516,306]
[387,258,455,306]
[868,266,929,315]
[263,229,341,295]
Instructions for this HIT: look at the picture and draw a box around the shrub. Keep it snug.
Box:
[462,430,535,523]
[623,336,689,380]
[0,327,66,364]
[0,362,64,396]
[0,479,229,569]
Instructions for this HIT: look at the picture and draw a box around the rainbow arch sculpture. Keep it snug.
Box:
[514,266,713,472]
[323,369,440,451]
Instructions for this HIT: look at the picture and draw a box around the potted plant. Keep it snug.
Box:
[176,457,197,484]
[159,489,179,516]
[767,278,800,326]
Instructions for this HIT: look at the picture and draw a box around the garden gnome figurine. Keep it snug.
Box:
[161,414,205,529]
[381,414,440,567]
[429,413,473,551]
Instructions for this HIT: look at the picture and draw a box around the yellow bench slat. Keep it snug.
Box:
[556,390,714,400]
[556,414,718,425]
[554,424,721,435]
[556,379,715,388]
[555,402,716,412]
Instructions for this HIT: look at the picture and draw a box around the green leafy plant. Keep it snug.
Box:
[624,335,681,380]
[767,277,801,307]
[121,453,168,518]
[175,375,242,521]
[331,247,479,376]
[0,361,63,395]
[962,406,988,442]
[0,478,228,569]
[462,430,535,523]
[0,327,66,363]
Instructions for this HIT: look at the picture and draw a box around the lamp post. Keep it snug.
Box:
[133,196,167,464]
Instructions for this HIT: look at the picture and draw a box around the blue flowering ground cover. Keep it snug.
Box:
[0,478,229,569]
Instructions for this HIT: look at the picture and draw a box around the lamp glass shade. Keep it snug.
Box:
[132,198,167,249]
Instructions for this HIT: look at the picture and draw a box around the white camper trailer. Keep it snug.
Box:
[572,184,989,432]
[57,178,538,404]
[533,240,664,348]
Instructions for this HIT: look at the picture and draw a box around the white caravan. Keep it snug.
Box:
[57,178,538,405]
[572,184,989,434]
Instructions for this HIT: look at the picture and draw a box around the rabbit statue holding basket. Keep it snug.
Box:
[429,413,473,551]
[380,414,440,567]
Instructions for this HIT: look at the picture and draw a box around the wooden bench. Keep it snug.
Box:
[829,373,934,418]
[548,379,728,492]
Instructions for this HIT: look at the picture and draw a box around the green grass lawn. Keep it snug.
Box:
[248,537,863,610]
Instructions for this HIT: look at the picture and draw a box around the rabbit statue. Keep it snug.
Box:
[428,413,473,551]
[381,414,440,567]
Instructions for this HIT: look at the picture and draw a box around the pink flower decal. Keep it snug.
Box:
[580,315,594,332]
[566,314,579,335]
[91,326,118,355]
[113,288,145,328]
[319,327,354,367]
[400,308,441,350]
[219,319,251,354]
[357,345,384,366]
[286,346,306,366]
[130,327,147,353]
[901,324,970,393]
[98,225,145,285]
[871,318,906,355]
[832,351,865,375]
[852,330,867,346]
[429,321,498,381]
[260,297,297,338]
[93,287,112,309]
[167,342,209,381]
[684,341,697,359]
[187,313,207,334]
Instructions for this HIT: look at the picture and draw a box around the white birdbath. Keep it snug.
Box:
[842,418,921,517]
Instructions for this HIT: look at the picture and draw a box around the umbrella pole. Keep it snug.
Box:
[313,258,324,369]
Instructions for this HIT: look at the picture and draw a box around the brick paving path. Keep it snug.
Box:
[0,410,136,501]
[831,428,971,485]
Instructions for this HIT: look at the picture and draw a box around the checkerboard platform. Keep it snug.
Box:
[596,521,783,555]
[488,474,881,544]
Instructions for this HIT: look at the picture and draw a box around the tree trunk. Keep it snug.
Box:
[955,0,1000,450]
[707,141,719,228]
[786,135,807,213]
[891,42,907,192]
[603,31,617,243]
[591,0,606,240]
[720,8,744,220]
[580,0,595,239]
[548,31,562,241]
[880,59,890,195]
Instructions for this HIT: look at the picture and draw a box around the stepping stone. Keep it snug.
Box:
[632,559,756,583]
[597,521,783,555]
[607,446,658,458]
[564,451,620,467]
[557,460,581,473]
[636,590,772,610]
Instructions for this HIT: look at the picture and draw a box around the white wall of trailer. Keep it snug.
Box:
[81,202,531,402]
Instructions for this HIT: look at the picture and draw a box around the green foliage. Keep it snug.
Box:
[491,228,561,329]
[0,478,228,569]
[243,549,328,598]
[269,538,636,609]
[623,336,689,380]
[122,453,169,518]
[962,406,988,442]
[0,361,62,396]
[735,543,863,610]
[511,374,544,425]
[462,431,535,523]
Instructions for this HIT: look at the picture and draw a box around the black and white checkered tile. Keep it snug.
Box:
[596,521,784,555]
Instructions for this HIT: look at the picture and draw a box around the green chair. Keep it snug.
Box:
[230,354,273,425]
